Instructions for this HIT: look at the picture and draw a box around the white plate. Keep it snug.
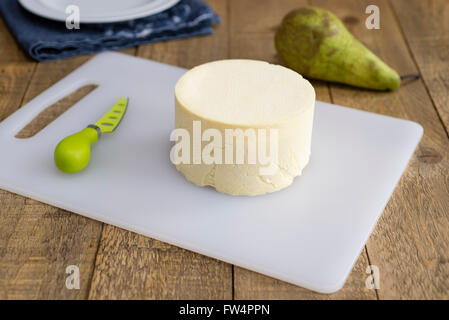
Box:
[19,0,181,23]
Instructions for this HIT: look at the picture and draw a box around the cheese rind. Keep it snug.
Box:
[174,59,315,196]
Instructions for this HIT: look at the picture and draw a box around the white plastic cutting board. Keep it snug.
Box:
[0,52,422,293]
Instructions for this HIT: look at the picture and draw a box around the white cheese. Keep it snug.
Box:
[174,59,315,196]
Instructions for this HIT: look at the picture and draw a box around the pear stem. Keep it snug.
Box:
[400,73,421,80]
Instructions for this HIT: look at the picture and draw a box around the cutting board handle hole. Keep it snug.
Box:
[15,84,98,139]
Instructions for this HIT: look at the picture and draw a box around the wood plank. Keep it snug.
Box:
[88,0,233,300]
[0,63,35,122]
[0,17,36,122]
[230,0,376,299]
[0,54,103,299]
[88,226,232,299]
[16,84,98,138]
[0,16,30,64]
[0,12,137,297]
[0,50,137,299]
[137,0,228,69]
[0,16,40,299]
[391,0,449,135]
[235,248,376,299]
[1,0,446,299]
[0,198,103,299]
[311,0,449,299]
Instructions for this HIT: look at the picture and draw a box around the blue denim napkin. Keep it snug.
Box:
[0,0,220,61]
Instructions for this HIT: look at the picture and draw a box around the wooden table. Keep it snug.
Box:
[0,0,448,300]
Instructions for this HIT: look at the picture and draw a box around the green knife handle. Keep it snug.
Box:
[54,126,99,173]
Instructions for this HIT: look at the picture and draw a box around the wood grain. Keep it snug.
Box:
[0,17,135,298]
[311,0,449,299]
[228,0,331,104]
[87,0,233,300]
[235,248,376,299]
[229,0,376,299]
[15,84,98,138]
[0,17,35,122]
[0,54,104,299]
[391,0,449,135]
[0,50,139,299]
[88,226,232,299]
[0,199,103,299]
[0,0,448,299]
[137,0,228,69]
[0,17,30,64]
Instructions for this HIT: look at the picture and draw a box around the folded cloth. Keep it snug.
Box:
[0,0,220,61]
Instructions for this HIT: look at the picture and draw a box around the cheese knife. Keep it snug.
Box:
[54,96,129,173]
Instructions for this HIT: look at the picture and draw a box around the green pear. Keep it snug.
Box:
[275,6,400,90]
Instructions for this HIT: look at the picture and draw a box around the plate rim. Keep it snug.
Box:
[18,0,181,23]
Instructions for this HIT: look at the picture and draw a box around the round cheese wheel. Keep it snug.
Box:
[174,59,315,196]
